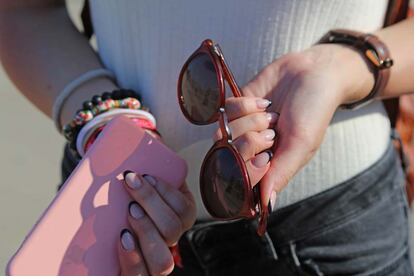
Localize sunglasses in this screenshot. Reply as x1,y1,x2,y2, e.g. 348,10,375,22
177,39,269,236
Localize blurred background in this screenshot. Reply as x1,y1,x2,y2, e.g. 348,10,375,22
0,0,82,271
1,0,414,273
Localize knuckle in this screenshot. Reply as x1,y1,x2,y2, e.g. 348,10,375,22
251,113,268,129
162,217,183,245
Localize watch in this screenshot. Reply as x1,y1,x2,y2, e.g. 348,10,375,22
318,29,393,109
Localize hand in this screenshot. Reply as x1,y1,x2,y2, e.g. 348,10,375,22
228,44,374,207
213,96,279,185
118,172,196,276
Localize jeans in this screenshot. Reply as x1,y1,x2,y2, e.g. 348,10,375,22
61,141,413,275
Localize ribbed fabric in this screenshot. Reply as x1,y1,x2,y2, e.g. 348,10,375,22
89,0,390,217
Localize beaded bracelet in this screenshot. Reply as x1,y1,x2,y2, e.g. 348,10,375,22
62,89,144,143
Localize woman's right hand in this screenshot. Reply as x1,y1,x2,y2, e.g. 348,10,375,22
118,172,196,276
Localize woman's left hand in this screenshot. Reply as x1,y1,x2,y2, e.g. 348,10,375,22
229,43,374,207
118,172,196,276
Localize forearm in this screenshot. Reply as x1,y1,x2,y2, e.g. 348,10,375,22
0,2,118,126
338,17,414,104
375,17,414,98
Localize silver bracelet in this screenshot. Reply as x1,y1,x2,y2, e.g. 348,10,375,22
52,68,116,132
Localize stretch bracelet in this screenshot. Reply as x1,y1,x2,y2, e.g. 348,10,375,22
75,108,157,157
53,68,116,132
62,89,143,142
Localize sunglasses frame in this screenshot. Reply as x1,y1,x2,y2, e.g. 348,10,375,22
177,39,268,236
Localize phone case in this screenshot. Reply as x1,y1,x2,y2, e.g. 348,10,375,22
7,115,188,276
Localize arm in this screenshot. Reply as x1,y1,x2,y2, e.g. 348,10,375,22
0,2,196,274
223,17,414,207
0,0,117,126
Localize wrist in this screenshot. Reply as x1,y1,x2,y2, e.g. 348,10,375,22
61,77,118,126
334,44,375,105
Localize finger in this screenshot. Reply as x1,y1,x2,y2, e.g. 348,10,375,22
259,133,313,210
225,97,272,121
241,60,282,98
123,172,183,245
213,112,279,141
143,176,196,231
118,229,149,276
232,129,276,161
128,203,175,276
245,151,273,186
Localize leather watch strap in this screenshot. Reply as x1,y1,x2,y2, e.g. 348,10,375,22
318,29,393,109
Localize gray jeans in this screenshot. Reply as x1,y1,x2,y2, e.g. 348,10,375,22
170,142,413,276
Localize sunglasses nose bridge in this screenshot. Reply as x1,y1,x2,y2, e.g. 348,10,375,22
219,108,233,143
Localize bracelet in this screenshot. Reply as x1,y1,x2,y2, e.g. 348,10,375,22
53,68,116,132
318,29,393,109
75,109,157,157
63,89,143,143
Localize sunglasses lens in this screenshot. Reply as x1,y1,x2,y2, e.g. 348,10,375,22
181,53,220,123
201,146,246,218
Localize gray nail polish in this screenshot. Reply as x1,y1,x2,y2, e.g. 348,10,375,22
252,151,272,168
129,202,144,220
120,229,135,251
266,112,279,124
262,129,276,141
125,173,142,189
257,99,272,109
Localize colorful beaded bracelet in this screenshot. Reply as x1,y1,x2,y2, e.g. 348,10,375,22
62,89,144,142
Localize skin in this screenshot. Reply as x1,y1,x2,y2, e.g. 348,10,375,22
1,0,414,274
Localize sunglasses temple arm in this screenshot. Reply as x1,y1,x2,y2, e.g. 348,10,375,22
214,44,243,97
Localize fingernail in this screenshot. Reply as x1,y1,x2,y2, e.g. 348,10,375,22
129,201,144,219
123,170,134,180
266,112,279,124
143,174,157,186
251,151,272,168
120,229,135,251
257,99,272,109
270,191,277,210
261,129,276,141
124,173,142,189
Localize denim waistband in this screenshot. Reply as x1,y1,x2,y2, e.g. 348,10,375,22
179,141,406,274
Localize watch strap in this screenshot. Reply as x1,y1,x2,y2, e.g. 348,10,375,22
318,29,393,109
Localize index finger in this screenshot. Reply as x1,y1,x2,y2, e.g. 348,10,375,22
225,97,272,121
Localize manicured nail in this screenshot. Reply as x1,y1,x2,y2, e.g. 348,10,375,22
266,112,279,124
143,174,157,186
257,99,272,109
129,202,144,220
251,151,272,168
261,129,276,141
124,172,142,189
123,170,134,180
120,229,135,251
270,191,277,210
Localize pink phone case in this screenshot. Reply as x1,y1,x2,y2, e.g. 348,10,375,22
7,115,188,276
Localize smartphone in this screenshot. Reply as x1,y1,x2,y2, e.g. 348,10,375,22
7,115,188,276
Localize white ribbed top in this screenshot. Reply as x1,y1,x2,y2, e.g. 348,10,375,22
89,0,391,217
